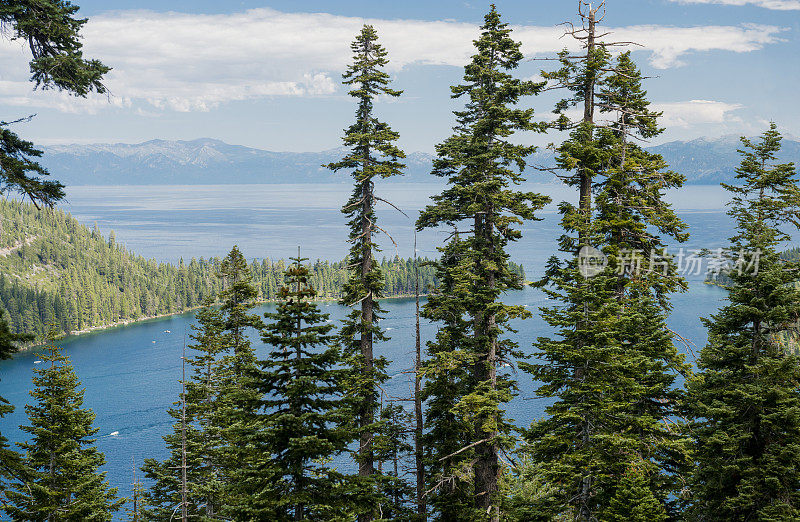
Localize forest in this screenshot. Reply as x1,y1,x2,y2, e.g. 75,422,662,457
0,1,799,521
0,197,492,341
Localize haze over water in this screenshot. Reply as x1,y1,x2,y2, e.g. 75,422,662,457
0,183,788,513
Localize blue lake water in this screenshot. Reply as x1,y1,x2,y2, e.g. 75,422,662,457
0,183,786,513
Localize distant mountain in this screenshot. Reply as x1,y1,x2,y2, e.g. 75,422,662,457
39,135,800,186
40,138,438,185
649,135,800,185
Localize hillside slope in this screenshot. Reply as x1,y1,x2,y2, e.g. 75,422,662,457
0,198,499,341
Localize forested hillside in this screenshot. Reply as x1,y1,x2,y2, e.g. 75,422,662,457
0,198,524,341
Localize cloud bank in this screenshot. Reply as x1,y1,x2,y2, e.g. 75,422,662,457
653,100,745,127
0,8,786,112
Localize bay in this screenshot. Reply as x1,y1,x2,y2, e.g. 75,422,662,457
0,183,784,514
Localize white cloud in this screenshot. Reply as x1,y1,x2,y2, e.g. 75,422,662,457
599,24,785,68
653,100,744,127
0,8,786,113
670,0,800,10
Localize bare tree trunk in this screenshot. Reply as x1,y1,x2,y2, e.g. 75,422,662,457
414,233,427,520
181,341,188,522
578,9,596,247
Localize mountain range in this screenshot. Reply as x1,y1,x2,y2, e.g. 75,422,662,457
39,135,800,186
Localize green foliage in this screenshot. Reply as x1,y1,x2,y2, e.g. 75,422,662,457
0,197,469,343
141,301,227,520
143,246,264,520
605,466,667,522
685,124,800,520
416,6,549,520
3,339,121,520
0,0,109,206
327,24,409,519
240,254,350,519
525,48,689,519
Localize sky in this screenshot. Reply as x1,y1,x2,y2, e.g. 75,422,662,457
0,0,797,153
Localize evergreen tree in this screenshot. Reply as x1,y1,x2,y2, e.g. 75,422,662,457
523,15,690,520
209,246,263,517
0,0,109,206
4,340,121,520
326,24,406,520
685,124,800,519
416,6,549,520
420,235,476,520
238,254,349,520
605,465,666,522
141,301,227,520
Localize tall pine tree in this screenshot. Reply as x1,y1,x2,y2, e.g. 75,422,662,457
236,253,349,520
685,124,800,519
416,6,549,520
524,38,690,520
326,24,406,521
141,301,227,520
4,340,121,520
207,246,263,517
144,246,262,519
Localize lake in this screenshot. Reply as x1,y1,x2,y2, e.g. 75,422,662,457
0,183,786,514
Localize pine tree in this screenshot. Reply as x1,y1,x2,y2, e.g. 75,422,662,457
213,246,264,516
605,465,666,522
0,0,109,206
523,11,690,519
4,340,121,520
416,6,549,520
420,235,476,520
326,24,406,521
237,253,349,519
141,301,227,520
685,124,800,519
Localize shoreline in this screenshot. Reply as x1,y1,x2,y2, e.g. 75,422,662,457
24,293,430,349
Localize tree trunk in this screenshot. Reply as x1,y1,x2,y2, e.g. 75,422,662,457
414,234,427,520
473,211,500,522
578,10,596,247
358,122,375,522
577,11,596,521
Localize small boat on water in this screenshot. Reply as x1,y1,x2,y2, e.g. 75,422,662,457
33,360,42,364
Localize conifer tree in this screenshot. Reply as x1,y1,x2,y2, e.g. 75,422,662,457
416,6,549,520
326,24,406,520
0,0,109,207
4,341,121,520
685,124,800,520
605,466,666,522
524,40,690,520
420,235,476,520
207,246,263,516
234,253,349,520
144,246,262,519
141,301,226,520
